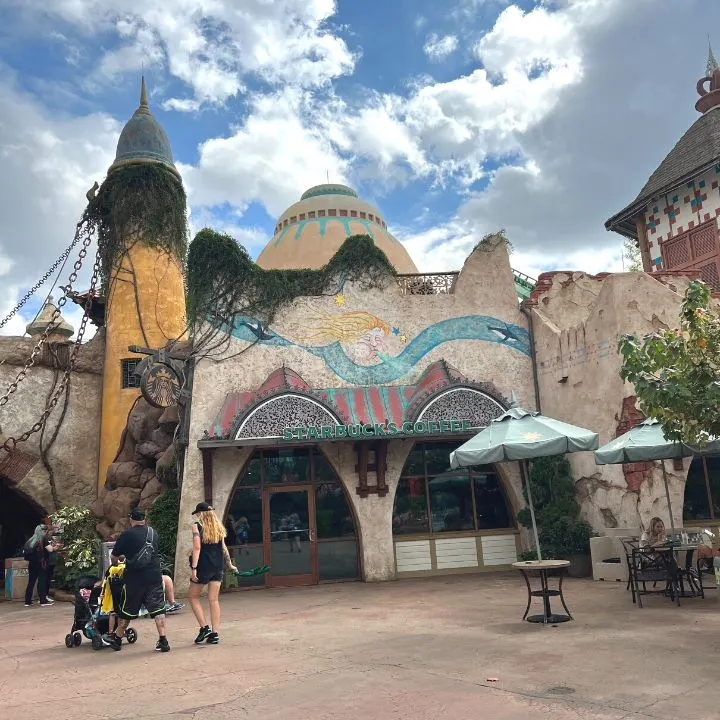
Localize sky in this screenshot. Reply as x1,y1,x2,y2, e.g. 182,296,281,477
0,0,718,338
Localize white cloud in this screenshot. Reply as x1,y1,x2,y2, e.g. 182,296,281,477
9,0,356,108
424,34,459,62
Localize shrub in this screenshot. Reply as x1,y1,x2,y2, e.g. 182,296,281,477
51,506,102,590
146,489,180,577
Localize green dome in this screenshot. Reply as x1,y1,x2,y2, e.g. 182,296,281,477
300,184,358,200
109,78,178,177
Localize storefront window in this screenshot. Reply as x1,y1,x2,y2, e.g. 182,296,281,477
263,448,310,484
683,456,720,520
392,442,513,536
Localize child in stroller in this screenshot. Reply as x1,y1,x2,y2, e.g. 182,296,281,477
64,568,138,650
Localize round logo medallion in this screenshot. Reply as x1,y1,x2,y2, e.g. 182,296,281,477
140,362,182,408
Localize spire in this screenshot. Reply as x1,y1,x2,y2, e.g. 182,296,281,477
696,44,720,114
140,75,149,109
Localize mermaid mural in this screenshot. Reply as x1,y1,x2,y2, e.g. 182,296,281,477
302,312,391,364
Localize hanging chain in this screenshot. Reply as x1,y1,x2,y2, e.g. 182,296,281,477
0,234,82,330
0,232,101,456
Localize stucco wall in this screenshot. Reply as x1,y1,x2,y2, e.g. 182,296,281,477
530,270,693,532
176,238,533,587
0,333,104,512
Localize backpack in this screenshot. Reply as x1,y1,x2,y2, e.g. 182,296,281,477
125,527,156,570
22,537,38,561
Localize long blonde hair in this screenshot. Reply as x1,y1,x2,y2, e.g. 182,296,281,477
646,516,666,545
303,311,390,344
195,509,227,544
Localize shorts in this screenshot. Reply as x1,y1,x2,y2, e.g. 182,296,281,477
117,576,166,619
109,580,124,615
195,572,223,585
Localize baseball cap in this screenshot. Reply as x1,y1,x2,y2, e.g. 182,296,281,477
129,507,145,521
192,502,213,515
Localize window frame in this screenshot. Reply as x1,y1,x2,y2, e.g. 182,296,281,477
120,358,141,389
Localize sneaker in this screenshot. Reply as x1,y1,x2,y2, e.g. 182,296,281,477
24,602,32,607
101,633,122,651
40,600,54,607
155,637,170,653
206,632,219,645
165,602,185,613
194,625,212,644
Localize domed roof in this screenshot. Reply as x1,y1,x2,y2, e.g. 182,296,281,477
108,77,179,178
26,297,74,342
256,184,418,274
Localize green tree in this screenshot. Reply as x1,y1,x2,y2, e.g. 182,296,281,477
146,489,180,576
52,506,102,590
619,280,720,444
623,239,643,272
517,455,593,558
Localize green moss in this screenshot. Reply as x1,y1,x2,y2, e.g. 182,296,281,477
186,229,396,331
80,164,188,292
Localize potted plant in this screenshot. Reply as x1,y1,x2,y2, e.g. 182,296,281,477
517,455,594,577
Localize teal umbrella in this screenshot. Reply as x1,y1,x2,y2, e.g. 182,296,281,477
594,418,720,532
450,407,599,561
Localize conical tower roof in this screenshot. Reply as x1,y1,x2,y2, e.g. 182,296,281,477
108,77,179,179
26,297,74,341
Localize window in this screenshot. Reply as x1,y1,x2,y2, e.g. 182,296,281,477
308,211,316,218
121,359,141,389
392,442,513,536
318,210,326,217
359,211,366,219
328,209,337,216
299,213,306,220
339,209,348,217
683,456,720,520
350,210,358,217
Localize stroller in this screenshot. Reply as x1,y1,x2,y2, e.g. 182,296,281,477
64,574,137,651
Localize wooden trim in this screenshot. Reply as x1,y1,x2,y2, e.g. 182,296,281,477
393,528,519,542
635,213,652,273
201,448,213,504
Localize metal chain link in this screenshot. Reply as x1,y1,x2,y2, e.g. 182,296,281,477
0,234,82,330
0,234,101,456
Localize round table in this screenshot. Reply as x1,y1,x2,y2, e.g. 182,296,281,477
512,560,573,624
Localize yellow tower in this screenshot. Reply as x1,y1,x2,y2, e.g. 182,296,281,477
97,78,187,489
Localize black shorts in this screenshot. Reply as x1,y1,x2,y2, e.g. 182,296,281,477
109,581,123,615
195,572,223,585
117,576,166,619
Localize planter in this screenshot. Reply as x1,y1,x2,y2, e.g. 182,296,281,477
565,553,592,578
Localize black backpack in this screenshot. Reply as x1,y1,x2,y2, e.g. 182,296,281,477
125,527,156,570
22,537,38,561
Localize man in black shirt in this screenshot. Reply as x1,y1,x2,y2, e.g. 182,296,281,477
102,507,170,653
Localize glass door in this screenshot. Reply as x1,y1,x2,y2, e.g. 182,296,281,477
264,486,317,587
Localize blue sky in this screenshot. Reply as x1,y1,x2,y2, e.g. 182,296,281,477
0,0,719,335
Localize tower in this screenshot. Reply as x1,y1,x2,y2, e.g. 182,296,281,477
96,78,187,489
606,47,720,290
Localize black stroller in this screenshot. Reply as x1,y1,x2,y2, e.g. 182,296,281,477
64,575,137,650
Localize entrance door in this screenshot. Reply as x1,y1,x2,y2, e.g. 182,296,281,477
264,486,317,587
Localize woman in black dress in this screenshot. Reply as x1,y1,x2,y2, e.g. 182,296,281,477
188,502,237,645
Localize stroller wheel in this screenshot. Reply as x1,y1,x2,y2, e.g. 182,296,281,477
91,634,104,651
126,628,138,644
73,632,83,646
65,634,74,648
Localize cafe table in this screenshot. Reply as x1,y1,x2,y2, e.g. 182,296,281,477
512,560,573,624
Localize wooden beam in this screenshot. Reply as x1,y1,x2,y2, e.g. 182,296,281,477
201,448,213,504
635,214,653,273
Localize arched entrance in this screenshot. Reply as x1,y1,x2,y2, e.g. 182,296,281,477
0,479,44,590
683,455,720,522
224,446,360,589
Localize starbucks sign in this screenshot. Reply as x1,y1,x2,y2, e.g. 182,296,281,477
282,419,473,441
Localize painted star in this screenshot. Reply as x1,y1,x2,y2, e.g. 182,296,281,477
399,334,408,343
523,432,542,441
392,327,400,335
335,294,346,305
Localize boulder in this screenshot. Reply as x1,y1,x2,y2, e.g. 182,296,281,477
95,521,115,541
106,461,145,489
152,429,174,452
139,477,164,510
136,441,161,460
102,487,141,524
127,399,164,444
158,404,180,431
139,468,156,488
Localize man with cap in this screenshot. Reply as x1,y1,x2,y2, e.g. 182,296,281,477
102,507,170,653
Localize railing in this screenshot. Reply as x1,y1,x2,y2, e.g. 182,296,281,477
396,272,459,295
396,269,537,299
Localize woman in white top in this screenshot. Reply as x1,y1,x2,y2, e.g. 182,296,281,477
640,517,667,548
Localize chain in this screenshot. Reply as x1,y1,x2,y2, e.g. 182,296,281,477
0,234,82,330
0,232,101,457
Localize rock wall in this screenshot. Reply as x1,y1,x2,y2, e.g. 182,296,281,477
0,333,104,513
529,270,694,532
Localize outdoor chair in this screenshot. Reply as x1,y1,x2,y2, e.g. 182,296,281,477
624,541,679,608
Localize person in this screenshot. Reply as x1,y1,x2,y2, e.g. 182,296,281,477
234,516,250,555
188,502,237,645
162,574,184,613
24,517,56,607
640,517,667,548
44,522,61,595
101,507,170,653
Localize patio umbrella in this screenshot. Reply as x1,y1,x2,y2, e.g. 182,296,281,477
449,407,599,561
594,418,720,532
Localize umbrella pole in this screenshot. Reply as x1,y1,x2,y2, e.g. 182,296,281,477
660,461,676,533
521,459,542,561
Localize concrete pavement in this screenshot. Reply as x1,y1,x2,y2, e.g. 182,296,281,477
1,574,718,719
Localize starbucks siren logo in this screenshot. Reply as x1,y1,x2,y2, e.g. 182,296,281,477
141,363,181,408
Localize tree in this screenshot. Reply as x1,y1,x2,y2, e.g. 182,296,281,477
623,239,642,272
619,280,720,444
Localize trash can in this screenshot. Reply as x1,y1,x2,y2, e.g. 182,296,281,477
4,558,29,601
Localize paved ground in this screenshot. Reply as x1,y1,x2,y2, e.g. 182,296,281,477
1,574,719,720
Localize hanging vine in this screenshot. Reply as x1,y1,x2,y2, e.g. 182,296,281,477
186,229,396,354
81,164,187,292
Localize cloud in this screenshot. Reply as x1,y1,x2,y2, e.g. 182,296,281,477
8,0,356,108
423,34,459,62
0,69,119,337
